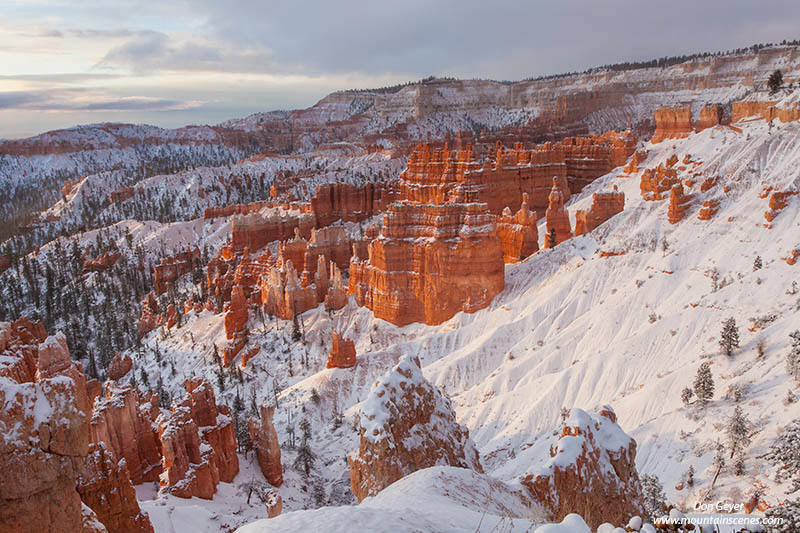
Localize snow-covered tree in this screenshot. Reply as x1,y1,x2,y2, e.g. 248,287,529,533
681,387,694,407
686,465,694,487
753,255,762,271
294,417,316,478
641,473,667,519
719,317,740,357
764,419,800,493
787,330,800,383
727,406,751,475
765,498,800,532
693,362,715,406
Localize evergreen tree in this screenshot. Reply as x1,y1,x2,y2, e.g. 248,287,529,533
293,417,316,477
547,227,557,248
693,362,715,406
686,465,694,487
768,69,784,95
753,255,762,271
719,317,740,356
681,387,694,407
640,473,666,519
711,441,726,488
764,418,800,493
291,311,301,342
726,406,751,475
765,499,800,533
787,330,800,383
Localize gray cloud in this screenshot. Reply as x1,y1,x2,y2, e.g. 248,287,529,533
0,89,200,112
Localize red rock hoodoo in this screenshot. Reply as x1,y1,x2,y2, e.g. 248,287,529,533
520,406,644,530
348,201,504,326
107,352,133,381
158,380,239,499
496,192,539,262
695,103,723,131
574,186,625,236
326,330,356,368
349,356,483,502
544,177,573,247
667,183,692,224
154,248,200,295
248,405,283,487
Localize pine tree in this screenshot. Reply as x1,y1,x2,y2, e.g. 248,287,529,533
787,330,800,383
711,441,726,488
768,69,784,95
291,311,301,342
764,418,800,493
681,387,694,407
765,498,800,533
726,406,751,475
641,473,666,518
293,417,316,477
693,362,715,406
753,255,762,271
719,317,740,356
686,465,694,487
547,227,557,248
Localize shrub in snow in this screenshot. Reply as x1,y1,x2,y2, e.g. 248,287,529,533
787,330,800,383
764,418,800,493
693,362,714,406
640,473,666,520
765,498,800,532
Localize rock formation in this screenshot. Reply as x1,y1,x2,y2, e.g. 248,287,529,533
323,261,348,311
154,248,200,295
0,322,154,533
326,330,356,368
651,105,693,143
764,190,798,222
77,442,154,533
83,250,121,273
138,292,165,337
667,184,692,224
544,177,572,247
496,192,539,262
574,186,625,236
640,162,680,201
698,199,719,221
732,100,800,123
107,352,132,381
248,405,283,487
158,380,239,499
310,182,387,227
695,103,723,131
89,382,162,485
231,208,314,253
348,201,504,326
520,406,644,530
109,187,136,204
350,356,482,502
265,490,282,518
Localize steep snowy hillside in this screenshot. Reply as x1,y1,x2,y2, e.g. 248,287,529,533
116,115,800,531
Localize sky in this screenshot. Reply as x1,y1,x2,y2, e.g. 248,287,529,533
2,0,800,139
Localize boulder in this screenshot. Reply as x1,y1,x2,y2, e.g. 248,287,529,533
520,406,644,530
349,356,482,502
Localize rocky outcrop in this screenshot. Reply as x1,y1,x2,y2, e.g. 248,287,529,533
260,259,319,321
265,490,282,518
158,380,239,499
82,251,121,273
231,208,314,253
640,161,680,201
496,192,538,262
695,103,723,131
764,190,798,222
138,292,165,337
248,405,283,487
349,356,482,502
396,135,633,215
698,199,719,221
153,248,200,295
732,100,800,123
326,331,356,369
544,177,572,247
310,182,387,227
224,285,248,341
107,353,132,381
109,187,136,204
520,406,644,530
651,105,693,143
667,183,692,224
348,201,504,326
0,329,90,532
89,382,162,485
1,323,151,533
574,187,625,236
77,442,154,533
303,226,353,278
323,261,348,312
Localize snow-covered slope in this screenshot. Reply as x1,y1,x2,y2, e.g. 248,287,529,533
123,115,800,531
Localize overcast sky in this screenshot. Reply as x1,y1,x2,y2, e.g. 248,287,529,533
2,0,799,139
